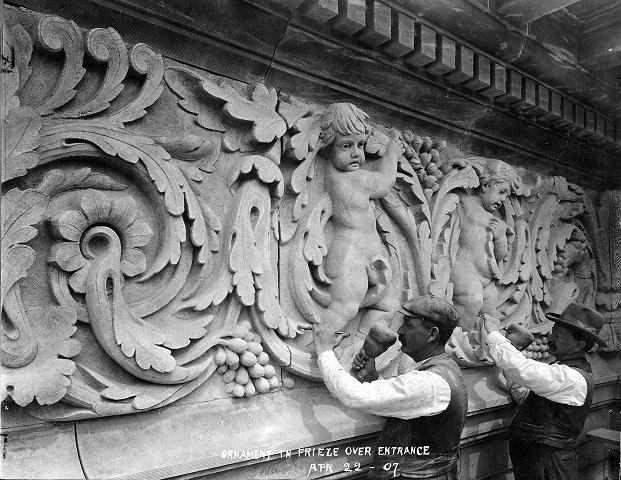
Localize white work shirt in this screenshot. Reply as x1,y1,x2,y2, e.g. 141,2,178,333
485,331,588,406
317,351,451,420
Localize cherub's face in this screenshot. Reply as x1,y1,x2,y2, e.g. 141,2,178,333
481,181,510,213
330,133,366,172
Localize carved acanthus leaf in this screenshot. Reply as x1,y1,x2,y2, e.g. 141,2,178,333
2,106,41,183
165,67,286,153
287,114,322,163
289,156,316,224
82,226,197,382
155,134,221,177
281,113,324,239
11,24,34,93
1,306,81,406
375,208,399,256
1,189,50,373
499,218,530,285
182,260,233,311
393,157,430,221
229,155,285,199
229,211,264,307
1,189,49,259
41,121,185,213
54,27,128,119
37,168,127,197
164,66,226,132
289,195,333,323
109,43,164,123
1,245,36,302
35,16,86,115
115,308,177,373
202,79,286,147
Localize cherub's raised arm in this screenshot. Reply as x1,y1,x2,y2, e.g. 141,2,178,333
363,133,401,198
488,217,509,261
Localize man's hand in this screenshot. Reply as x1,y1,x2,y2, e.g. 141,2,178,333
504,324,534,351
352,349,378,382
352,348,371,371
313,324,349,355
483,314,501,335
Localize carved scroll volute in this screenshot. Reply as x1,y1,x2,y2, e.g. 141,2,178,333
81,226,194,383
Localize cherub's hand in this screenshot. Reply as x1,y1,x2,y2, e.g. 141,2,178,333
487,217,507,241
385,129,405,158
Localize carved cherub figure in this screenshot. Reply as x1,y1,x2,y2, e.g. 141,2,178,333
450,158,526,331
317,103,402,334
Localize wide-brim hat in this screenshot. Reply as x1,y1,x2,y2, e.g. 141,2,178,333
545,303,608,347
399,295,460,331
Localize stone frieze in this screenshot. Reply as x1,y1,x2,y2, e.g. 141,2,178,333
1,7,611,421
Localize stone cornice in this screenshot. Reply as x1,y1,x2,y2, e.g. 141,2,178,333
9,0,620,187
261,0,620,151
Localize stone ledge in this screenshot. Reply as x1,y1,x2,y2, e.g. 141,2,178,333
2,363,618,479
0,421,85,480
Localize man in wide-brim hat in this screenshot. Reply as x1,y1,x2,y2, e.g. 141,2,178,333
483,302,608,480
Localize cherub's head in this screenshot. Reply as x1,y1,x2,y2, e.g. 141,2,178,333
472,158,526,213
318,103,370,172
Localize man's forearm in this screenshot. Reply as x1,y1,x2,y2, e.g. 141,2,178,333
317,350,450,419
485,331,587,406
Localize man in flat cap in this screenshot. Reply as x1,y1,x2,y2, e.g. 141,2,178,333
483,302,608,480
313,295,467,480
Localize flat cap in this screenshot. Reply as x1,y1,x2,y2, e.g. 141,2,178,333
399,295,460,331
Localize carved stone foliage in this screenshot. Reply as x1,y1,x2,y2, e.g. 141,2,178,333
1,8,605,421
594,189,621,351
596,190,621,312
1,10,291,420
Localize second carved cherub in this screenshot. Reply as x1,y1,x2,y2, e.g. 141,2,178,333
451,158,528,331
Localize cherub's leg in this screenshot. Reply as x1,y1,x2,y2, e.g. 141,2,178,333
356,292,399,336
451,266,484,331
335,287,399,368
325,256,369,332
481,280,500,317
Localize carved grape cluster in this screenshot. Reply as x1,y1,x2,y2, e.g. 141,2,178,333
214,320,280,397
553,229,589,276
402,131,449,198
523,334,554,363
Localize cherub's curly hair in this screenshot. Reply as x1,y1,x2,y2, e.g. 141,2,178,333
317,103,370,156
470,157,529,196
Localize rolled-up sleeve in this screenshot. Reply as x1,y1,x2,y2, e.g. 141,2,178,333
317,351,451,419
485,331,587,406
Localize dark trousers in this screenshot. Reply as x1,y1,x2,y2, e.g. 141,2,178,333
510,441,578,480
